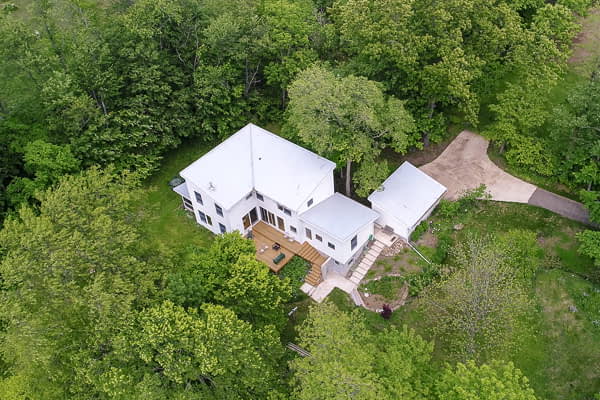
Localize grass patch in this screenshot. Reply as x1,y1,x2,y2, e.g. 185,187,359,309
361,276,404,301
513,270,600,400
138,137,214,254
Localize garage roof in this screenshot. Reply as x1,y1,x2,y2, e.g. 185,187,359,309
368,162,447,229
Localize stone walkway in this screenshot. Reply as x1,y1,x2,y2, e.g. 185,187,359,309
420,130,593,225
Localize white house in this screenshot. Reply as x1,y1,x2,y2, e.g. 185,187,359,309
174,123,377,270
173,124,447,282
368,161,447,239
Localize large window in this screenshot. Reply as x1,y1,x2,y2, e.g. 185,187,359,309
328,242,335,250
351,235,358,250
215,204,223,217
305,228,312,240
194,191,203,205
243,208,259,229
249,207,258,223
183,197,193,210
219,223,226,233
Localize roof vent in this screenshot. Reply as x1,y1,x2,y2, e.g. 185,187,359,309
208,182,216,191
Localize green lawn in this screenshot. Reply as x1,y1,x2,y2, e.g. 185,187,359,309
137,137,214,254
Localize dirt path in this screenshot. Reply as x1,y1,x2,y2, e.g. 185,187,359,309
420,130,593,225
569,7,600,76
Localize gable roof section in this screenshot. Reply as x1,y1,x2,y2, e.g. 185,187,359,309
300,193,379,242
180,124,336,210
368,161,447,229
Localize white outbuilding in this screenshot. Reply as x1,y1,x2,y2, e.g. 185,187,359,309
368,161,447,240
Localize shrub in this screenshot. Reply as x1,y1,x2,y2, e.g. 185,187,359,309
432,233,453,264
410,220,429,242
280,256,311,297
380,304,393,319
436,184,490,219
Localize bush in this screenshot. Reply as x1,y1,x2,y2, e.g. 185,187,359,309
432,233,453,264
410,220,429,242
380,304,393,319
280,256,311,297
436,184,490,220
404,263,441,296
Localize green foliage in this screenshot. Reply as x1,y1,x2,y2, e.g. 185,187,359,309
496,229,544,282
291,302,434,399
436,184,489,219
286,64,415,195
167,233,292,328
436,360,537,400
353,158,390,198
432,233,453,265
362,276,405,301
420,236,534,362
99,301,286,399
279,256,311,297
0,167,164,398
577,230,600,267
410,220,429,242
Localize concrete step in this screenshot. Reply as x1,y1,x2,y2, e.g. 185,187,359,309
355,266,368,275
350,276,362,285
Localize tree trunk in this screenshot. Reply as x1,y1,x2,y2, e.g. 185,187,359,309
345,160,352,197
422,101,436,147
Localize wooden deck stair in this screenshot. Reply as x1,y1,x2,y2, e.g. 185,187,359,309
297,242,327,286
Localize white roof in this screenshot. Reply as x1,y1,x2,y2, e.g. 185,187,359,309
300,193,379,241
180,124,336,210
172,182,190,199
368,162,447,228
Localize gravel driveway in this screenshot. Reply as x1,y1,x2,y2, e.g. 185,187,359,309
419,130,593,225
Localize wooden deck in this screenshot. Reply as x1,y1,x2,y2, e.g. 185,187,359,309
252,221,326,285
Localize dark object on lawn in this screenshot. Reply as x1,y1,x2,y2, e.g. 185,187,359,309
168,176,185,187
273,253,286,264
380,304,393,320
273,242,281,250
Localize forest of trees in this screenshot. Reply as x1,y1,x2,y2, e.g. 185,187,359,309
0,0,599,398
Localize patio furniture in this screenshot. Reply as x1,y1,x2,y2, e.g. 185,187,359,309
272,242,281,251
273,253,286,265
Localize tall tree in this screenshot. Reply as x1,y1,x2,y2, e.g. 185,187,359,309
291,302,433,399
0,167,164,399
419,236,533,362
286,64,415,196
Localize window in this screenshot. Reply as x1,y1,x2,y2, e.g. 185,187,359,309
206,215,212,225
245,192,253,200
305,228,312,239
260,207,268,221
284,208,292,216
198,211,207,223
249,207,258,223
290,226,297,233
219,223,226,233
315,234,322,242
328,242,335,250
307,198,313,207
194,191,203,205
256,192,264,201
215,204,223,217
277,204,284,212
351,235,358,250
183,197,193,210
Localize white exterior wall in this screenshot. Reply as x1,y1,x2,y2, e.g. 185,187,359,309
371,203,410,239
296,174,335,215
301,220,374,265
226,192,259,234
185,180,228,235
254,193,303,239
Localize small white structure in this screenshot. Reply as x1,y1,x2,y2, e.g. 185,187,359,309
368,161,447,240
